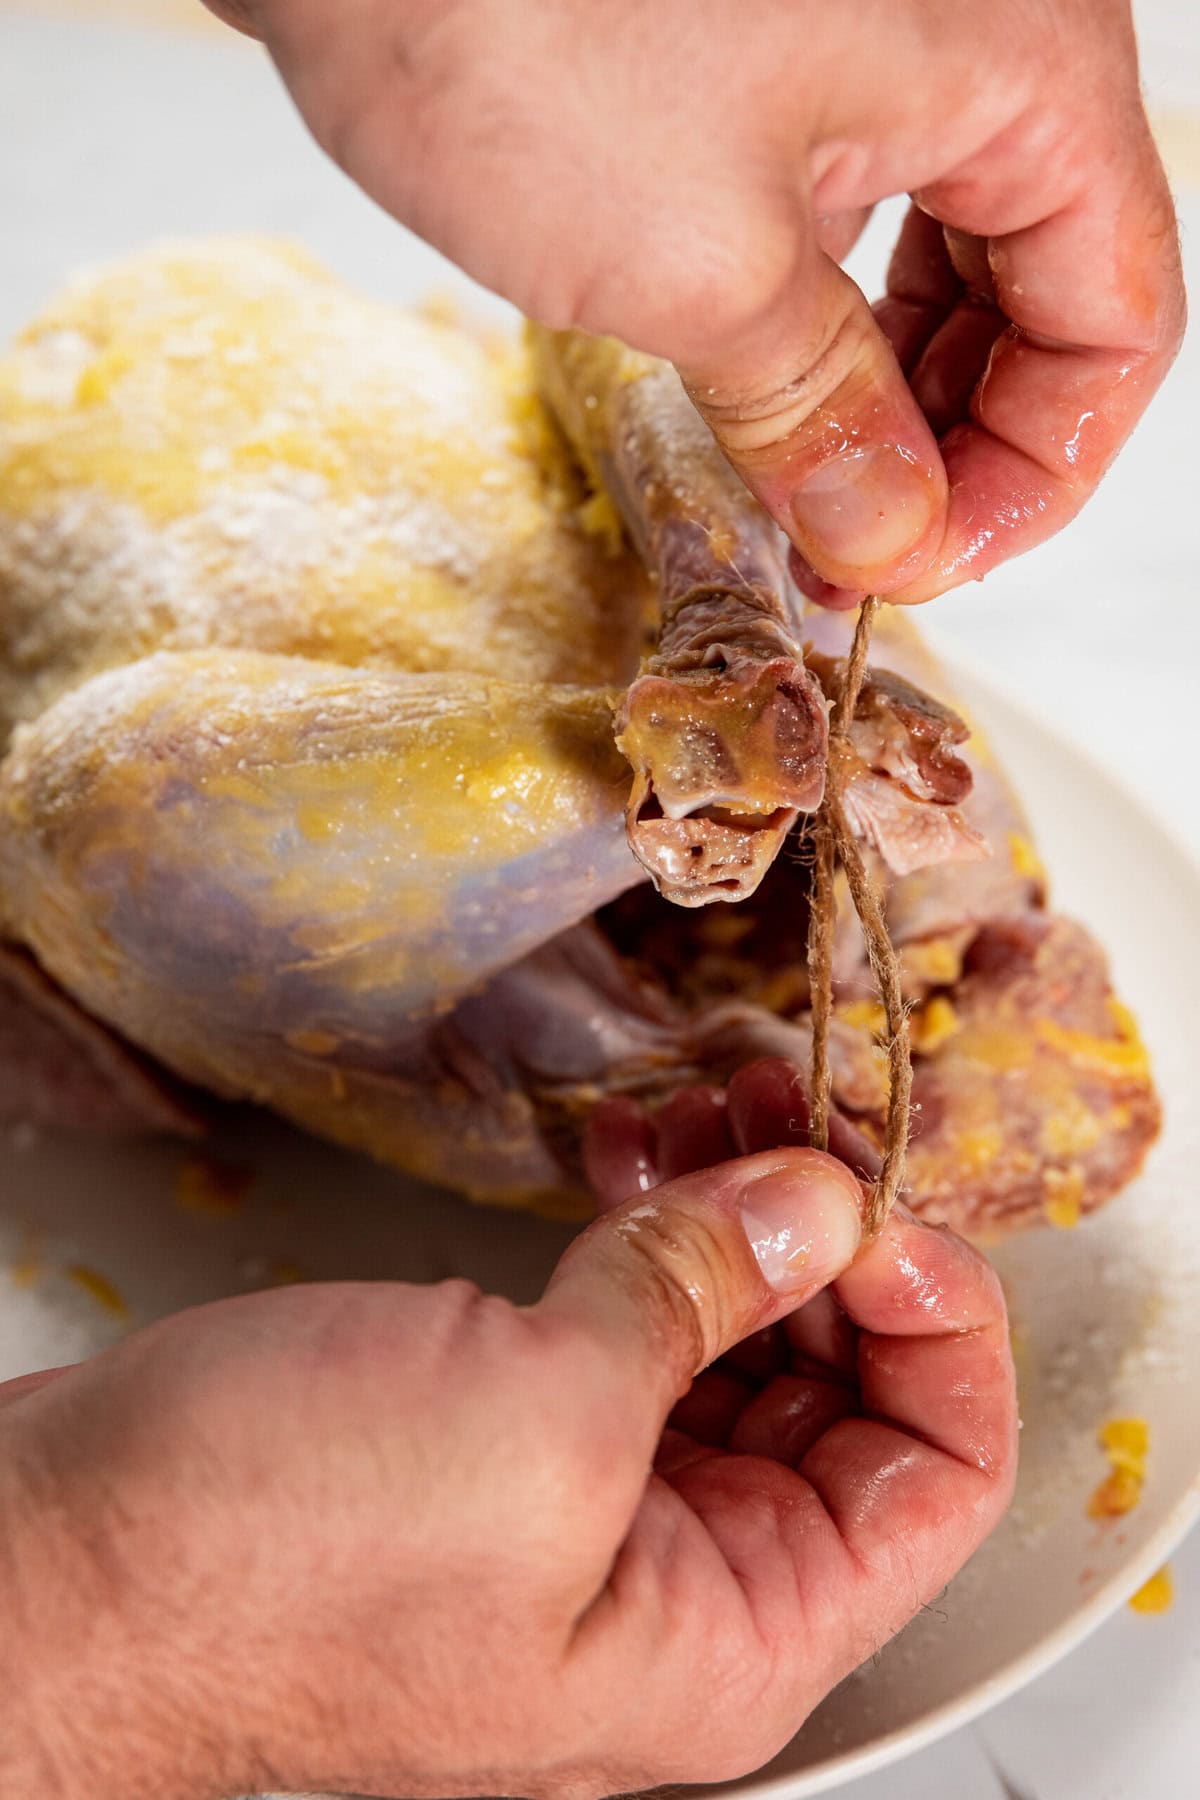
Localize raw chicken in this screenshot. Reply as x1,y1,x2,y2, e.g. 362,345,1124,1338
0,241,1159,1234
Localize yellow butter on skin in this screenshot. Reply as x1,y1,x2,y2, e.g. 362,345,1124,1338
900,935,965,989
283,1028,342,1058
1042,1166,1085,1229
956,1126,1004,1173
952,1026,1032,1073
1101,1417,1149,1470
1041,1097,1104,1159
1037,1009,1152,1082
1007,831,1046,885
578,488,624,553
0,238,649,754
911,995,960,1055
700,910,755,949
838,999,887,1035
753,965,810,1016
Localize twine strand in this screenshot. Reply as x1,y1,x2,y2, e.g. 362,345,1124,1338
807,596,912,1235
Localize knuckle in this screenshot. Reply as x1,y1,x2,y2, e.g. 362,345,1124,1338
687,290,880,460
615,1208,740,1373
568,211,805,363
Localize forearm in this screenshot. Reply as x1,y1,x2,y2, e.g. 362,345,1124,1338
0,1410,244,1800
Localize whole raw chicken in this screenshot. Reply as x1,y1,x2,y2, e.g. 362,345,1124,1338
0,242,1158,1234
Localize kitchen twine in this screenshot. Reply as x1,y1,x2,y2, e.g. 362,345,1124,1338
806,596,912,1236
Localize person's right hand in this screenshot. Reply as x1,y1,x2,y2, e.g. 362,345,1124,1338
205,0,1184,603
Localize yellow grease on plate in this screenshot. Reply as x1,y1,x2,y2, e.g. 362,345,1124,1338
1088,1416,1149,1519
67,1263,130,1323
1128,1565,1173,1614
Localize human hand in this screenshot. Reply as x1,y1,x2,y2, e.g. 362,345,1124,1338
204,0,1183,602
1,1061,1016,1799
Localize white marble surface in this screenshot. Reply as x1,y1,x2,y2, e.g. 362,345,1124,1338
1,3,1198,1796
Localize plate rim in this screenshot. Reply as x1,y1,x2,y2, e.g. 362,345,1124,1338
726,646,1200,1798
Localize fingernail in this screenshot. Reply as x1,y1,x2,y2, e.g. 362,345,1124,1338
790,445,934,577
740,1166,862,1295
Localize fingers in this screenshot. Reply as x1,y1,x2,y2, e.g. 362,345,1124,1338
782,1288,858,1376
582,1087,735,1213
810,1204,1016,1483
669,1368,756,1447
892,125,1184,602
907,297,1008,439
785,548,863,612
583,1060,881,1219
873,203,963,373
803,96,1184,609
582,1097,657,1212
677,248,948,597
729,1372,856,1464
725,1057,812,1156
722,1324,788,1385
726,1057,881,1181
814,205,875,264
538,1148,866,1437
656,1206,1014,1688
654,1087,735,1182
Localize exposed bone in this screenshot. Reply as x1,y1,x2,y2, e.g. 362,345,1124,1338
531,328,827,905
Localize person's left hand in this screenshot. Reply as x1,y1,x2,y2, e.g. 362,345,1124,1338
0,1060,1016,1800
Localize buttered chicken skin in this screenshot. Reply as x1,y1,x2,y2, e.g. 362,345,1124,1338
0,241,1159,1231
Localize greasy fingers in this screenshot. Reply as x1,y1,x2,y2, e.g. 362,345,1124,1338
726,1057,882,1180
653,1087,735,1184
539,1148,865,1433
679,252,948,595
797,1205,1017,1570
582,1096,658,1211
570,1202,1017,1774
891,127,1184,602
729,1373,856,1464
677,1209,1011,1687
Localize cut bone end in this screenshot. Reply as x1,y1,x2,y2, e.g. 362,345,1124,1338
625,795,800,907
616,656,827,822
615,654,827,902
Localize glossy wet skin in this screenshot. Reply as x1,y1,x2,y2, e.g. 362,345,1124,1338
584,1056,1015,1560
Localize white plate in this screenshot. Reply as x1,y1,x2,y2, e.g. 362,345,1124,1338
2,662,1198,1799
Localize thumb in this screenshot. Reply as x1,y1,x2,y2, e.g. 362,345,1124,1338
537,1148,864,1440
678,249,947,596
